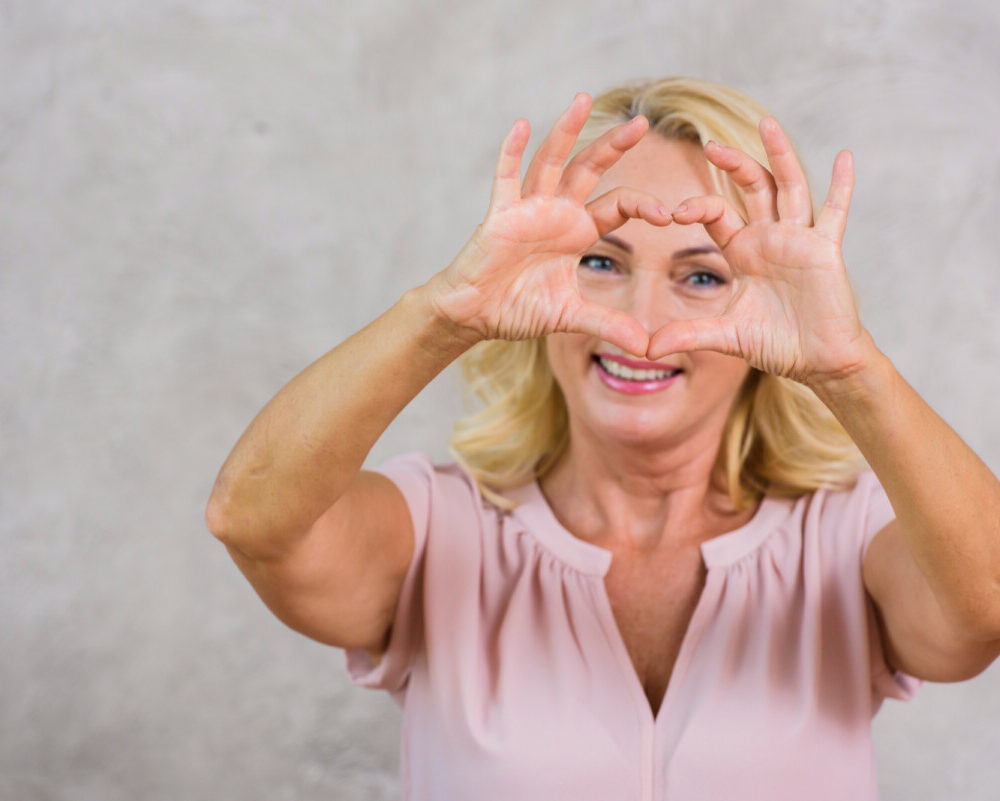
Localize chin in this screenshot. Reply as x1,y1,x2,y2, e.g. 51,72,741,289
577,404,690,450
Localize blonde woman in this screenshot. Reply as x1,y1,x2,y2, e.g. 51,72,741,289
207,79,1000,799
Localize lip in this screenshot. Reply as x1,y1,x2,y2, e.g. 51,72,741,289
592,353,683,395
594,352,682,371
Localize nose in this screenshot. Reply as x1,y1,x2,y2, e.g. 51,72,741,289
619,268,733,331
622,271,675,332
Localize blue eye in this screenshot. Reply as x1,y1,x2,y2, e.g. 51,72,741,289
579,254,616,273
687,270,724,287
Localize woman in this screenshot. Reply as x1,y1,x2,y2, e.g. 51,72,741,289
207,78,1000,800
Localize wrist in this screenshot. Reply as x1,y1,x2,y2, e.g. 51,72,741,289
805,331,894,409
403,279,484,361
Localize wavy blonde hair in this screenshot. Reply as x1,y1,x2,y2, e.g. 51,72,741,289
450,77,864,510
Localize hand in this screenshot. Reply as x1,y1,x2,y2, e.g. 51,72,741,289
428,93,672,357
647,117,874,385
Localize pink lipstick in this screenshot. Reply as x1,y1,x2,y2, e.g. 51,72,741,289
592,353,683,395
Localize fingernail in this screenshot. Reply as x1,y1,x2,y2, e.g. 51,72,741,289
658,205,670,217
675,203,689,214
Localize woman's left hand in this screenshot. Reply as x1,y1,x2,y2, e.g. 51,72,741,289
647,117,874,386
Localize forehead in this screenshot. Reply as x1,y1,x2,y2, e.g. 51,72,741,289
590,134,713,206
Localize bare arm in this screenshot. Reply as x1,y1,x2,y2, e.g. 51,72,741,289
206,285,474,559
814,348,1000,681
205,285,476,650
206,94,671,651
649,117,1000,681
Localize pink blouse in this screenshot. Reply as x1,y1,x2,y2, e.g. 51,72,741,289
344,453,921,800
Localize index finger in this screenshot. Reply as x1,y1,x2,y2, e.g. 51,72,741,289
557,115,649,203
586,187,672,237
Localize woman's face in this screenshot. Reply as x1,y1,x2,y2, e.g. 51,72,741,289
546,133,751,452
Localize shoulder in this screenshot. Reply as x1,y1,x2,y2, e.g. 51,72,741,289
370,451,500,533
780,469,895,565
373,451,489,497
798,470,893,536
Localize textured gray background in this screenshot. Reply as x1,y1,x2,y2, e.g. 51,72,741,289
2,0,999,799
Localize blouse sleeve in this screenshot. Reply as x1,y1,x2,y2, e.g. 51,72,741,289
857,472,924,703
342,452,434,698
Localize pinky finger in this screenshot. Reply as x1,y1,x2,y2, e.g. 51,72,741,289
489,119,530,210
814,150,854,243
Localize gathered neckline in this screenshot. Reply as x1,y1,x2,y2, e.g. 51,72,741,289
502,479,793,575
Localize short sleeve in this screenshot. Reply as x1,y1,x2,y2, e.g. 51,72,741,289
343,452,434,697
854,472,924,703
858,471,896,560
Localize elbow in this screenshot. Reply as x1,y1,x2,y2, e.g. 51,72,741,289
205,490,261,559
949,586,1000,644
205,496,228,543
986,584,1000,642
205,462,269,549
205,482,239,546
204,482,300,562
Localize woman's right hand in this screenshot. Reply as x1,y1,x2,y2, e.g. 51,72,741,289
427,93,672,357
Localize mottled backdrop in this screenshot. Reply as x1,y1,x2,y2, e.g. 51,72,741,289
2,0,999,798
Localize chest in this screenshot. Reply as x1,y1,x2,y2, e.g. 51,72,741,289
602,547,707,717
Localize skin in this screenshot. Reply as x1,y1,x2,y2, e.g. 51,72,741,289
438,93,1000,680
542,135,754,549
208,92,1000,682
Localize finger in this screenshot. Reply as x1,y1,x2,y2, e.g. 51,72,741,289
556,115,648,202
669,195,746,250
814,150,854,243
586,187,672,237
568,300,650,358
646,317,741,361
703,141,778,223
488,118,531,211
521,93,592,196
758,117,813,225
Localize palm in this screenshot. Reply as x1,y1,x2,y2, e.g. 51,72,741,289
430,95,670,357
721,225,861,379
462,199,600,338
649,119,869,386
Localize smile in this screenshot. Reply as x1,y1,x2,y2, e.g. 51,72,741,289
592,355,683,395
595,356,680,381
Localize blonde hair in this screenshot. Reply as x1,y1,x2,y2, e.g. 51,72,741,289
450,77,864,510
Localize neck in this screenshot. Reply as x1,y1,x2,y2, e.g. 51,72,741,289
539,422,750,552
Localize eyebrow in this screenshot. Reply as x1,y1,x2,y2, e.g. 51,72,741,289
599,235,722,260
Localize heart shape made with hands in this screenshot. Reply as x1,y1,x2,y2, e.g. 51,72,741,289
643,123,865,384
437,95,864,385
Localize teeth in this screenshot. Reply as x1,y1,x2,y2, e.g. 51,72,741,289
597,356,679,382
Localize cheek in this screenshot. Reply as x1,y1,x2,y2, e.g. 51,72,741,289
545,334,591,377
693,354,752,396
577,273,624,308
545,333,593,386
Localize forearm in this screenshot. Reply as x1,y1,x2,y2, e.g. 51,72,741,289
206,280,477,551
809,335,1000,636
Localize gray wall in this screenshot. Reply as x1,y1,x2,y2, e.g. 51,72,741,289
3,1,999,798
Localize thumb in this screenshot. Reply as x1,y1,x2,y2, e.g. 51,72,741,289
647,317,740,361
568,300,649,358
